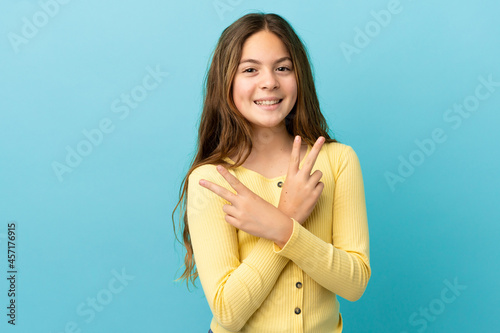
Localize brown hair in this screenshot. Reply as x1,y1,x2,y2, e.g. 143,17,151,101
171,12,338,289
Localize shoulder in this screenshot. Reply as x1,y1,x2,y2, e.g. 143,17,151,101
189,163,235,190
324,141,359,161
189,163,219,182
323,141,363,178
187,163,236,206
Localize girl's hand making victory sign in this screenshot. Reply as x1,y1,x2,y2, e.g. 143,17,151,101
278,135,325,224
198,135,326,247
199,164,293,246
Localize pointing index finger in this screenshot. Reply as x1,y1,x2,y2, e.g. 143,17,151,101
288,135,301,175
216,165,249,196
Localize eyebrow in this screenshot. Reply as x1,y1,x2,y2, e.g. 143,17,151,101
239,56,292,65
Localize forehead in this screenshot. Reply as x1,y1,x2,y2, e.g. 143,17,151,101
240,30,290,61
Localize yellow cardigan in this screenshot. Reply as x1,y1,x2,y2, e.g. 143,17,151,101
187,142,371,332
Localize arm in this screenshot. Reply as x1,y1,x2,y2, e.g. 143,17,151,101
187,166,290,331
272,145,371,301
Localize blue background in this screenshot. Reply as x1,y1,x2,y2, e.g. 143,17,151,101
1,0,499,332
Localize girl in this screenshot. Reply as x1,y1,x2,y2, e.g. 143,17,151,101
173,12,370,333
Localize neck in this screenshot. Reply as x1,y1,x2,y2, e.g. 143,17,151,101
248,124,294,160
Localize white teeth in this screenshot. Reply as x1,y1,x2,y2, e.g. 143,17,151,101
255,99,281,105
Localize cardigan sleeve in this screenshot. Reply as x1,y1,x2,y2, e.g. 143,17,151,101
186,166,290,331
272,144,371,302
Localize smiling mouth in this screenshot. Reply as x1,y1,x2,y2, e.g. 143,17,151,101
254,99,283,106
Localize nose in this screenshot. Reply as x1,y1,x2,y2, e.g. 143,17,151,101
259,69,279,90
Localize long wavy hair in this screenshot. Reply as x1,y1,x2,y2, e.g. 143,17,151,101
172,12,338,289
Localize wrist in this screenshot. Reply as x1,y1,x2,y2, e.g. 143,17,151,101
274,215,294,249
277,204,301,225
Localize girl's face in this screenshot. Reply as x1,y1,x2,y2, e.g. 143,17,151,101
232,30,297,132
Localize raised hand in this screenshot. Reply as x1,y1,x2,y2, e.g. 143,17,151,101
198,165,293,245
278,136,325,224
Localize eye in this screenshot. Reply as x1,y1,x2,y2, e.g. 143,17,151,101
277,66,291,72
243,68,256,73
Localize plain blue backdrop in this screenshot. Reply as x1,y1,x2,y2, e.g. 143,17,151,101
1,0,499,332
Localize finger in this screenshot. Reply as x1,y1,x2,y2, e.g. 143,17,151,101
222,203,237,216
301,136,325,175
216,165,251,196
287,135,301,175
314,181,324,193
309,169,323,185
224,214,240,229
199,178,237,204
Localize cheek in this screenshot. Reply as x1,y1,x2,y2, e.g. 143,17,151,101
284,78,298,101
232,78,253,104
